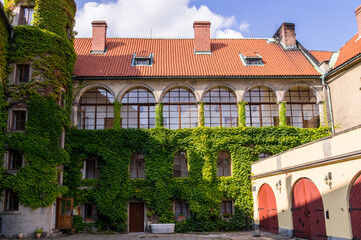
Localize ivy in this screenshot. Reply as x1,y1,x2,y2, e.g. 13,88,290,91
64,126,330,232
279,102,287,126
113,101,122,130
155,103,163,128
238,101,247,127
199,102,204,127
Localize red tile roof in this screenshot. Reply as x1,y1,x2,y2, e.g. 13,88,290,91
73,38,320,78
334,34,361,68
309,50,333,63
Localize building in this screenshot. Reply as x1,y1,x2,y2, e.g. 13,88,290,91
0,0,352,238
251,5,361,240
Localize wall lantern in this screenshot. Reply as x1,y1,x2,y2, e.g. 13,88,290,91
324,172,332,189
275,179,282,192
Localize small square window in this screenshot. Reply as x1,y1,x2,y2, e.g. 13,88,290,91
174,201,189,220
16,64,30,83
8,150,23,170
220,200,233,218
4,189,19,211
84,203,97,221
19,6,34,25
11,110,26,131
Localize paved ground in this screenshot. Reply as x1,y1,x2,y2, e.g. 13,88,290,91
59,231,294,240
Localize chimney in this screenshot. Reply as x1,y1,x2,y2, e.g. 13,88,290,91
273,23,296,49
91,21,107,53
193,21,211,54
355,5,361,37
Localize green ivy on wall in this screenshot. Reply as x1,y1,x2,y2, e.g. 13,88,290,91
64,126,330,232
155,103,163,128
238,101,247,127
279,102,287,126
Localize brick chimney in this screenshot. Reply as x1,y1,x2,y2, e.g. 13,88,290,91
193,21,211,54
91,21,107,53
355,5,361,37
273,23,296,49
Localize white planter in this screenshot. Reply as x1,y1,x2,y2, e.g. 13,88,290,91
151,223,175,233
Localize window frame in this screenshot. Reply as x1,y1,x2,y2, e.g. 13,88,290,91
85,158,100,179
121,88,156,129
244,86,278,127
173,200,189,220
4,189,20,212
173,150,188,178
220,199,233,218
7,150,24,171
15,64,30,83
203,87,238,127
163,87,198,129
9,109,27,131
285,86,320,128
216,151,232,177
83,202,97,221
129,153,145,179
19,5,34,25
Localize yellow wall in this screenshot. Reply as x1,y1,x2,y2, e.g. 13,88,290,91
252,127,361,239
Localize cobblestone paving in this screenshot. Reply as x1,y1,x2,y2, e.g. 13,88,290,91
59,231,294,240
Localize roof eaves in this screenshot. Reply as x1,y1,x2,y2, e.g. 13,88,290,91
325,52,361,79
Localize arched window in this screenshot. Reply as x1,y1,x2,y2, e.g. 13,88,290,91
173,150,188,177
163,87,198,129
78,87,114,129
244,86,278,127
129,153,145,178
121,88,156,129
285,86,319,128
217,151,231,177
203,87,238,127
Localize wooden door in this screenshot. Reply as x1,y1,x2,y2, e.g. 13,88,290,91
258,184,279,233
129,202,144,232
350,173,361,239
292,179,327,240
56,198,73,230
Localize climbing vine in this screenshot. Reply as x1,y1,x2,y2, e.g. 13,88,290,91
113,101,122,130
199,102,204,127
279,102,287,126
65,126,330,232
155,103,163,128
238,101,247,127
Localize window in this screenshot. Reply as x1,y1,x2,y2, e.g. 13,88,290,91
203,87,238,127
285,86,320,128
121,88,156,129
4,189,19,211
217,151,231,177
163,88,198,129
132,53,153,66
174,201,189,220
240,53,264,66
78,87,114,130
8,150,23,170
11,110,26,130
84,203,97,221
129,153,145,178
258,153,271,160
220,200,233,218
16,64,30,83
244,86,278,127
19,6,34,25
85,158,100,179
173,151,188,177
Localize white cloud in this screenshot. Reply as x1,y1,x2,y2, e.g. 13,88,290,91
239,21,250,32
75,0,245,38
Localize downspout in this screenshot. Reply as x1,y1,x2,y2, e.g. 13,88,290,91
321,75,335,134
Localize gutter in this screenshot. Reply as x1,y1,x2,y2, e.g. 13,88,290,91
72,75,320,81
321,75,335,134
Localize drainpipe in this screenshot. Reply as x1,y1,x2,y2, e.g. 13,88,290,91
321,75,335,134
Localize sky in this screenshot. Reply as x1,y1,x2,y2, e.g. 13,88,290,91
1,0,360,51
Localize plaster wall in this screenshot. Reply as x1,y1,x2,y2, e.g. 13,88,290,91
0,203,54,238
328,62,361,132
252,127,361,239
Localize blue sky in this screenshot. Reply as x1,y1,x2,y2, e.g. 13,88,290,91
2,0,359,51
73,0,360,51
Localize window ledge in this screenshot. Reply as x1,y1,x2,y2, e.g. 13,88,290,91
1,210,21,215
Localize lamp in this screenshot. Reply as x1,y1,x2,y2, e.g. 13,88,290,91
324,172,332,188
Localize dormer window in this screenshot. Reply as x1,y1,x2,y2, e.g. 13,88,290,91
19,6,34,25
132,53,153,66
240,53,264,66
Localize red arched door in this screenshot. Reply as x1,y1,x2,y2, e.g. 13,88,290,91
292,178,327,240
258,184,279,233
350,173,361,239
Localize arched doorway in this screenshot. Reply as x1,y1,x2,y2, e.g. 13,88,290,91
292,178,327,239
350,173,361,239
258,184,279,233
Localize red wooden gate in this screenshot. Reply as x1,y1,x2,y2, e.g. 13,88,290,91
258,184,279,233
350,173,361,239
292,178,327,240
